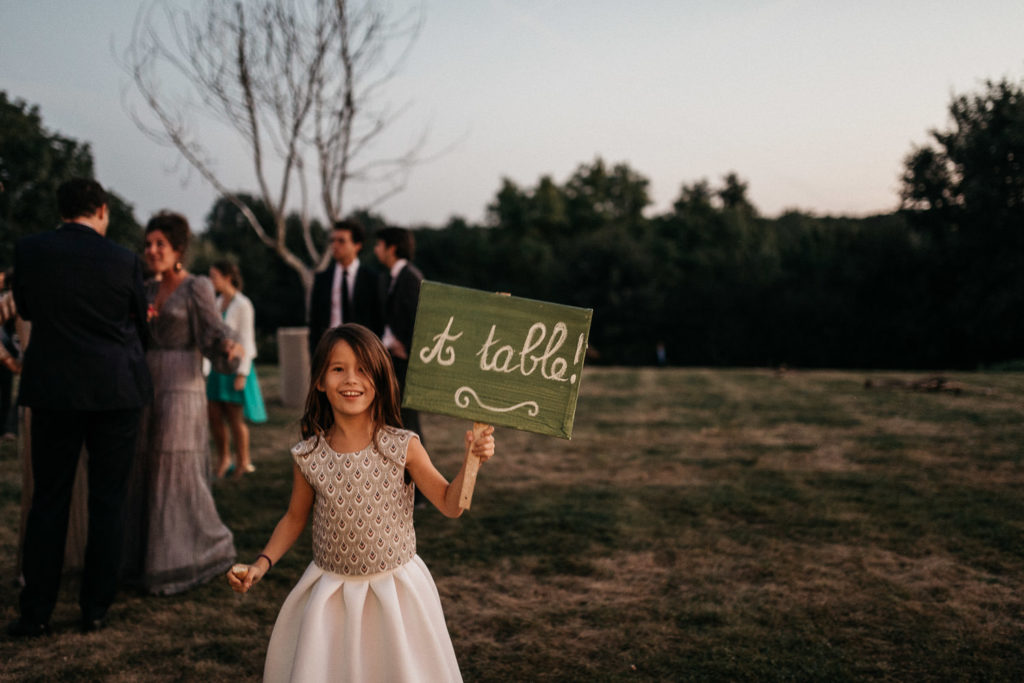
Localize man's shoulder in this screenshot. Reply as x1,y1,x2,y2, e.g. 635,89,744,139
21,224,138,261
356,262,381,279
401,261,424,283
16,228,57,252
95,236,140,266
313,264,337,284
16,228,66,263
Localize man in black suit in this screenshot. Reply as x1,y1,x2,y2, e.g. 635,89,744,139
9,178,152,637
374,227,423,438
308,219,384,355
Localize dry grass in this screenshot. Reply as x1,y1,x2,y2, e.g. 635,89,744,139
2,366,1023,681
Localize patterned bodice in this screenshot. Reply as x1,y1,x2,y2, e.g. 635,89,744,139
291,427,417,576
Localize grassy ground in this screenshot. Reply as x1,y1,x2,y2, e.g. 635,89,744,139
1,367,1022,681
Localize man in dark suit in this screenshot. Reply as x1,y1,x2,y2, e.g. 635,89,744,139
374,227,423,438
308,219,384,355
9,178,152,637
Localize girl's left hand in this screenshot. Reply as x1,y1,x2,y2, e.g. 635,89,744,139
233,374,247,391
466,425,496,463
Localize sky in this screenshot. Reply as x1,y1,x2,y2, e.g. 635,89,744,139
2,0,1023,231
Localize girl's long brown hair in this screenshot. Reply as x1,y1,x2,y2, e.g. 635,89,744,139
300,324,403,446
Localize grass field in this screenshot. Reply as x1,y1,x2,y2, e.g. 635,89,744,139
1,367,1023,681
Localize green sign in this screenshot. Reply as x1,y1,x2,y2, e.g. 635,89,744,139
403,281,593,439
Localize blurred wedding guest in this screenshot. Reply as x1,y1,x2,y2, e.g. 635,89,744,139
3,274,93,585
9,285,91,584
375,227,423,439
0,270,13,319
308,219,384,356
8,178,151,637
0,321,20,434
122,211,240,595
206,260,267,479
1,269,19,439
0,270,86,586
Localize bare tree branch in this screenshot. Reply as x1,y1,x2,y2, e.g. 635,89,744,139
121,0,427,312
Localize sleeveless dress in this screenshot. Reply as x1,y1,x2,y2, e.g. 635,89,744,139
263,428,462,683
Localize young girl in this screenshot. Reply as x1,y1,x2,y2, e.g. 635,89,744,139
206,260,267,479
227,323,495,682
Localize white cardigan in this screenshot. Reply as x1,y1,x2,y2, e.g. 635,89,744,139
217,291,258,376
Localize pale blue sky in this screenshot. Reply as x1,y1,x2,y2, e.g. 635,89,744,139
2,0,1023,230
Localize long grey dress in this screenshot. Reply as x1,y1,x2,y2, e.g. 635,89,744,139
122,275,237,595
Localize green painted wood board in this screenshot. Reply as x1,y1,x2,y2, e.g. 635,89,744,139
402,281,593,439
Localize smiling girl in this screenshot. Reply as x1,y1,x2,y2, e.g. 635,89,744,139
227,323,495,682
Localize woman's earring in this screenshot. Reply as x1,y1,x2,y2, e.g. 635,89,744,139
174,261,183,272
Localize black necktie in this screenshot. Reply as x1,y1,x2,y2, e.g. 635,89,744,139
341,269,351,323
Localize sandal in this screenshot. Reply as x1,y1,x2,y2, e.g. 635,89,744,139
234,464,256,479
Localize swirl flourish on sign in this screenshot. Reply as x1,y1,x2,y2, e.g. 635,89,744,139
454,386,540,416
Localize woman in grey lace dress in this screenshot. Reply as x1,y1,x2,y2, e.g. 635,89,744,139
122,211,240,595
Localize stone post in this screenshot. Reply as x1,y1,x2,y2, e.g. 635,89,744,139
277,327,310,409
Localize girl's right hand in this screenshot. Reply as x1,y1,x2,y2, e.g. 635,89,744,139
225,339,243,361
226,562,267,594
466,425,496,463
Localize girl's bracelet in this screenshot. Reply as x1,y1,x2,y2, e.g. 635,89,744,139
256,553,274,570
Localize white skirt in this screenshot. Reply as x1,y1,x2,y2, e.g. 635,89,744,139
263,555,462,683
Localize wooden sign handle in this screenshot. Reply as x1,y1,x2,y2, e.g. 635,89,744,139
458,421,489,511
457,291,508,511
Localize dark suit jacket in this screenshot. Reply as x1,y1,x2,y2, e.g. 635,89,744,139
14,222,152,411
385,261,423,354
308,261,384,353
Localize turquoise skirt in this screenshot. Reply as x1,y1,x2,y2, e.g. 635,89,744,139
206,367,268,423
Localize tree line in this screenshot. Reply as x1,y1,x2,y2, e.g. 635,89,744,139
3,77,1022,369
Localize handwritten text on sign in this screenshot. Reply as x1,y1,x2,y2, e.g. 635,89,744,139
403,282,593,439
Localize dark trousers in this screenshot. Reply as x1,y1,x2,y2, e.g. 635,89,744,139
19,407,141,625
392,355,427,505
391,355,422,441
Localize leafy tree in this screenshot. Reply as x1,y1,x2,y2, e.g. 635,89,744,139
557,221,665,363
562,158,651,231
901,78,1024,239
198,195,315,339
672,179,715,217
438,146,1017,368
0,92,141,265
106,194,145,250
532,176,570,236
486,178,530,234
900,77,1024,364
486,175,570,242
718,172,757,217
